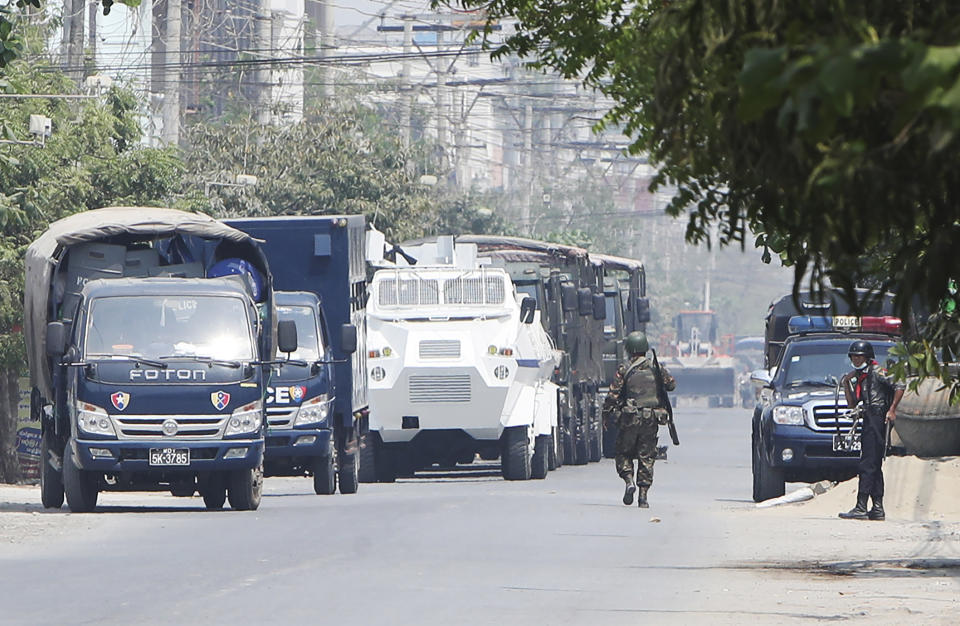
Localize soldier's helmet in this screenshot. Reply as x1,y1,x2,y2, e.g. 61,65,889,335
848,340,875,360
625,331,649,356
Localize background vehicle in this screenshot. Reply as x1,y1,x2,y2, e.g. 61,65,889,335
750,315,901,502
25,207,287,512
224,216,365,494
664,309,738,407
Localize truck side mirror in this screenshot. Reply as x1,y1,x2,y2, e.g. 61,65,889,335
520,297,536,324
46,321,66,357
592,294,605,321
749,369,772,386
560,283,577,312
340,324,358,354
636,297,650,323
277,319,298,354
577,288,592,317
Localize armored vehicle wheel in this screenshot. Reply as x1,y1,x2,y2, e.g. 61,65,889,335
63,445,98,513
501,426,532,481
313,453,336,495
200,474,227,510
531,435,550,479
752,433,785,502
338,447,359,494
40,431,64,509
358,433,377,483
228,465,263,511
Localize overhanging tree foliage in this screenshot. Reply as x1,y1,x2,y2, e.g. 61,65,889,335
449,0,960,394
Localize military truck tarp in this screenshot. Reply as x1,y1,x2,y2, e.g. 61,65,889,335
24,207,271,399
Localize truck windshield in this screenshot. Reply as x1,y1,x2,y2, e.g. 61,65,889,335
84,295,255,361
277,305,323,361
780,342,893,387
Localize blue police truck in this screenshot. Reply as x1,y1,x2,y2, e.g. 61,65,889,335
25,207,297,512
223,216,367,494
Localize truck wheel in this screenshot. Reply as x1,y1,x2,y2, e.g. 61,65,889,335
170,478,196,497
501,426,532,481
63,445,98,513
752,434,785,502
338,448,359,494
200,473,227,510
602,423,617,459
531,435,550,479
358,433,377,483
547,427,558,471
40,431,64,509
589,424,602,462
571,427,589,466
227,465,263,511
374,445,397,483
313,453,336,495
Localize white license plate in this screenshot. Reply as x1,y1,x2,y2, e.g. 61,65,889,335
834,315,861,329
149,448,190,466
832,434,861,452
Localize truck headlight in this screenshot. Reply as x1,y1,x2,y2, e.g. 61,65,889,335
772,406,804,425
225,400,262,436
294,394,330,427
76,402,117,437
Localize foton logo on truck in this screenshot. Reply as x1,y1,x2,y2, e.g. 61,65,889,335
130,369,207,382
267,386,306,404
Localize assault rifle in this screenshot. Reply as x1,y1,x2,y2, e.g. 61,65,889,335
650,349,679,446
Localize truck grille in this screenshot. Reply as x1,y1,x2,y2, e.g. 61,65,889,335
811,404,862,433
419,340,461,359
114,414,226,439
409,375,471,403
267,407,297,428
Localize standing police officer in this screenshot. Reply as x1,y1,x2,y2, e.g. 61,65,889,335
838,340,905,521
603,331,676,508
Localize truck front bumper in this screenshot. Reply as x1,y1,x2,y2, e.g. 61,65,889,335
768,424,860,471
264,427,333,459
73,438,264,472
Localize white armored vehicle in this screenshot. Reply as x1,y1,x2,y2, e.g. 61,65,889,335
364,239,560,481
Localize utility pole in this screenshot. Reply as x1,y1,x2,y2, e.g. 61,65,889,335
436,27,447,169
400,15,414,148
161,0,181,145
521,101,533,227
66,0,85,83
87,0,97,66
318,0,334,99
255,2,272,123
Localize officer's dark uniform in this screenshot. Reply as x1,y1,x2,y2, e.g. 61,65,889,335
839,342,904,521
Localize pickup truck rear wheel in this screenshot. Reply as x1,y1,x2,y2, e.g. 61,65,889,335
313,453,336,495
63,445,98,513
228,466,263,511
501,426,532,481
752,433,785,502
531,435,550,479
40,430,64,509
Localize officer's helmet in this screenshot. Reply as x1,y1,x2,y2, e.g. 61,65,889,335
848,340,875,360
625,331,649,356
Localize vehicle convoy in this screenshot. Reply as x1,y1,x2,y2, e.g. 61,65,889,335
25,207,294,512
223,216,365,495
364,237,560,481
664,309,738,407
750,314,902,502
460,235,608,466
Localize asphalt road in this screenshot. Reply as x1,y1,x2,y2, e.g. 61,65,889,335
1,407,958,625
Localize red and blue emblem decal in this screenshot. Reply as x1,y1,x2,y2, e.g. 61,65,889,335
211,391,231,411
111,391,130,411
290,386,306,402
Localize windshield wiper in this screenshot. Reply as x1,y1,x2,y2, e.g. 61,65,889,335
159,355,243,369
86,354,168,369
787,379,836,388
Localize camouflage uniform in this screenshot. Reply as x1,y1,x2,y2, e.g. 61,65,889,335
603,355,676,487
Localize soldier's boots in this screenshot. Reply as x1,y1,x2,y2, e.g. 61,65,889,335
637,485,649,508
838,492,870,520
622,476,636,506
868,496,885,521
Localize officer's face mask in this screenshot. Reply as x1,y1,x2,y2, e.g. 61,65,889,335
850,357,869,370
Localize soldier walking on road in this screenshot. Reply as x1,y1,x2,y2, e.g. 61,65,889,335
838,340,905,521
603,332,676,508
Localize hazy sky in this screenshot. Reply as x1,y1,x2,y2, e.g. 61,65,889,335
332,1,435,27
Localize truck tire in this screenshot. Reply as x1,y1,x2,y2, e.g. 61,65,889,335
571,426,589,466
547,427,559,471
374,445,397,483
589,423,602,462
200,473,227,510
602,424,618,459
501,426,532,481
170,478,196,497
752,434,785,502
531,435,550,479
338,448,359,494
228,465,263,511
40,431,64,509
358,433,377,483
313,453,336,495
63,445,98,513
